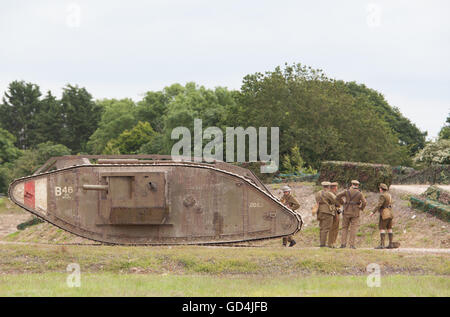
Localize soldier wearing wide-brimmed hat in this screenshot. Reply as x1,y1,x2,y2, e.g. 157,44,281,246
335,180,367,249
314,181,338,247
280,185,300,247
370,183,396,249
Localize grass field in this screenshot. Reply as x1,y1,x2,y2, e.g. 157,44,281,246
0,184,449,297
0,243,448,296
1,273,448,297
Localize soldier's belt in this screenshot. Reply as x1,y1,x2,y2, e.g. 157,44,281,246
347,202,360,205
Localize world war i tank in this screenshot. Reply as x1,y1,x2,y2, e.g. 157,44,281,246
8,155,302,245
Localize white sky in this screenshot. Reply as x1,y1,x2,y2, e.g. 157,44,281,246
1,0,449,138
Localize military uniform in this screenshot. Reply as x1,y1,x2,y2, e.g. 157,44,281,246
335,182,366,248
328,182,341,247
281,191,300,247
315,186,337,247
373,183,394,249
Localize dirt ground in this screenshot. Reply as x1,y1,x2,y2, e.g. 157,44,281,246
390,185,450,195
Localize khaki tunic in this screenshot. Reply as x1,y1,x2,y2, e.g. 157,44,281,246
315,190,337,216
373,192,394,230
314,190,337,246
335,188,366,247
281,194,300,211
336,188,367,217
281,193,300,244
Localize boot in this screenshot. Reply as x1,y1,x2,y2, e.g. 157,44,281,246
340,244,346,248
375,233,385,249
289,240,296,247
387,233,394,249
282,237,287,247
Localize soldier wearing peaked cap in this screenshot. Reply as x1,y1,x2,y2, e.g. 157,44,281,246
335,180,367,249
370,183,396,249
314,181,338,247
328,182,342,248
280,185,300,247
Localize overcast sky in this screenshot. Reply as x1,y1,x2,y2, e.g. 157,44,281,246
1,0,449,138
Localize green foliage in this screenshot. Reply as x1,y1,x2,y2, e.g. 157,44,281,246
318,161,393,192
87,99,139,154
410,197,450,222
0,128,21,164
414,139,450,166
439,114,450,140
0,81,42,149
236,63,411,169
0,81,101,153
344,81,427,154
423,186,450,205
59,85,102,153
106,122,157,154
281,145,305,173
17,217,45,230
1,142,71,189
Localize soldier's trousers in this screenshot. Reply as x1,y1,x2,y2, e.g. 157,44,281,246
282,235,294,245
318,212,334,246
328,213,340,246
341,215,360,247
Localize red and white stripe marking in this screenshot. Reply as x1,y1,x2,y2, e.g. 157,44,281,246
12,178,47,214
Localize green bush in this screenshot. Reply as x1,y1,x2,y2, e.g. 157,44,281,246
410,197,450,222
318,161,393,192
423,186,450,205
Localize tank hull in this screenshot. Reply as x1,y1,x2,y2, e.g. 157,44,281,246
9,161,302,245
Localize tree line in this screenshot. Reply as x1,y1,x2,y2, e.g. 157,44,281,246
1,63,442,193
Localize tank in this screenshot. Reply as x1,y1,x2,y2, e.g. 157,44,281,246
8,155,302,245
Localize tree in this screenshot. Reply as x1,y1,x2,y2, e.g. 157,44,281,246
414,139,450,166
438,114,450,140
60,85,103,153
0,129,22,193
0,128,21,164
281,146,305,173
106,122,157,154
87,99,137,154
1,142,71,189
34,91,65,145
0,81,42,149
236,63,410,168
344,81,427,154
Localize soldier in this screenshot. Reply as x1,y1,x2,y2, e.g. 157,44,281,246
280,185,300,247
314,181,337,247
370,183,395,249
335,180,367,249
328,182,342,248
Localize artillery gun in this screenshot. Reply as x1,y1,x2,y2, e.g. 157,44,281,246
8,155,302,245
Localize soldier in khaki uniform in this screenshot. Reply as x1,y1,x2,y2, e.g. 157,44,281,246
314,181,337,247
335,180,367,249
328,182,342,248
280,185,300,247
370,183,395,249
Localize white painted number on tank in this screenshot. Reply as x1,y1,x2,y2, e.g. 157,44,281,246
55,186,74,199
249,202,263,208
